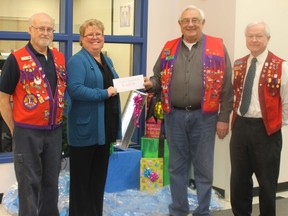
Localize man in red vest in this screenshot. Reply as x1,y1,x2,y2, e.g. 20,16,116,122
230,21,288,216
0,12,66,216
144,5,233,216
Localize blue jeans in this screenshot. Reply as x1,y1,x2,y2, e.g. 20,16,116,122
165,109,217,216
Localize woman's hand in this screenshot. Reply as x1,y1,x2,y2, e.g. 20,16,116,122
107,86,118,97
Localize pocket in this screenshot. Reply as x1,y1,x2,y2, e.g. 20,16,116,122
76,116,91,138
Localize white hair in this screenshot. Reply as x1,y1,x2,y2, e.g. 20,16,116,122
179,5,205,21
245,21,271,37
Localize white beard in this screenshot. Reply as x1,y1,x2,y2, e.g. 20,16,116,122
38,38,51,47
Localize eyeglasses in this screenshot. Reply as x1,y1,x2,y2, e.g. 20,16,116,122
180,18,201,25
31,25,55,34
84,33,103,39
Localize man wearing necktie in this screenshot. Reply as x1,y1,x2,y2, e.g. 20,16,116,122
230,21,288,216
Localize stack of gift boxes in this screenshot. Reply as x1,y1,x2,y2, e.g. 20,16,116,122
105,93,170,193
140,93,170,192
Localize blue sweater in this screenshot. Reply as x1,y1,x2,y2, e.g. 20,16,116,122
66,48,122,147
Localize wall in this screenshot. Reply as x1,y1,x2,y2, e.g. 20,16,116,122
147,0,288,200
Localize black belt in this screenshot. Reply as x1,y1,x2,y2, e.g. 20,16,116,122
237,115,263,123
173,105,201,111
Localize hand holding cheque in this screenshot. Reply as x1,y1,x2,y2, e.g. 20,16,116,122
113,74,145,92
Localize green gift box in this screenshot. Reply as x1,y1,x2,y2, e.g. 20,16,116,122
141,137,170,186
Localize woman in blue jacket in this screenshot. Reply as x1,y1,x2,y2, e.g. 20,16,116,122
66,19,122,216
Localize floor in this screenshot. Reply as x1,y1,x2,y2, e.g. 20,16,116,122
224,191,288,210
1,191,288,216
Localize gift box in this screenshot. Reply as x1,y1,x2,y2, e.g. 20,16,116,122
116,90,148,149
141,137,170,186
105,148,142,193
140,158,163,192
145,93,162,138
145,119,162,138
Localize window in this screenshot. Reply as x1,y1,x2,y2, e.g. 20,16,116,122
0,0,148,153
73,0,135,36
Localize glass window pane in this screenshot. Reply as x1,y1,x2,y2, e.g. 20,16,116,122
72,42,133,110
0,40,60,59
0,0,60,32
0,40,26,55
73,0,134,36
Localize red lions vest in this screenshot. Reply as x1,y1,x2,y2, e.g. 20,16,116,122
231,51,284,135
160,35,226,113
13,45,67,129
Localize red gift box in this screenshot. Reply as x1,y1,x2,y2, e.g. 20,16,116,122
145,119,161,138
145,93,162,138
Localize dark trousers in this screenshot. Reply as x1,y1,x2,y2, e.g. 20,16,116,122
230,116,282,216
13,126,62,216
69,143,110,216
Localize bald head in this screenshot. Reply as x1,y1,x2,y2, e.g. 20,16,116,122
29,12,55,27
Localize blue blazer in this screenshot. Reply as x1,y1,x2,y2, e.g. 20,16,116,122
66,48,122,147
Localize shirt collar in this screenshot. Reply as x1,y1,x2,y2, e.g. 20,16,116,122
27,41,52,58
249,49,268,65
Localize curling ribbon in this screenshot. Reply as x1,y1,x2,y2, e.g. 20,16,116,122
149,172,159,182
133,93,143,127
143,167,159,182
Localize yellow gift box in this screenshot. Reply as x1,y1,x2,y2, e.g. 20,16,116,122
140,158,163,192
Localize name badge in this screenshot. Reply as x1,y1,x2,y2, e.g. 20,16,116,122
21,56,32,61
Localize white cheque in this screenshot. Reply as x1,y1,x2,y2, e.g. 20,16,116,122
113,75,145,93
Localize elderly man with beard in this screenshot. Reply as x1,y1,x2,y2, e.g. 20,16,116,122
0,12,66,216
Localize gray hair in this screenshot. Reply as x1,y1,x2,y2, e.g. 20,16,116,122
245,21,271,37
29,12,55,26
179,5,205,21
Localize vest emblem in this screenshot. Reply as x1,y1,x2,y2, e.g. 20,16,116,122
23,94,38,109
